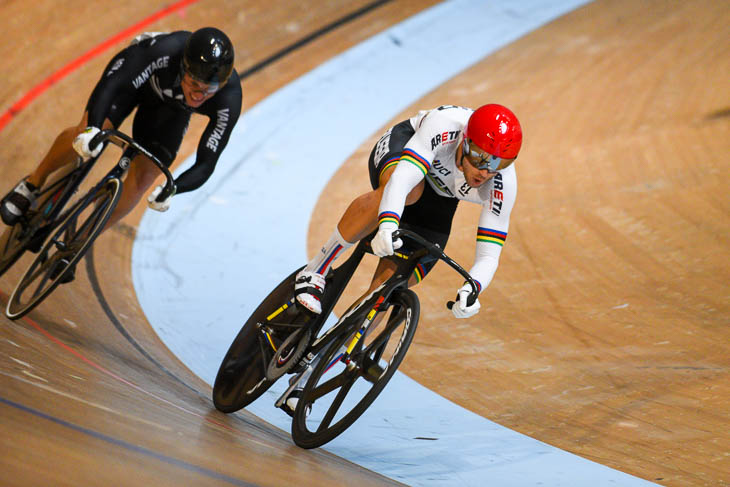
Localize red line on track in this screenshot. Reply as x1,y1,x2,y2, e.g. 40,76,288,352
0,0,200,133
17,310,236,432
0,289,235,432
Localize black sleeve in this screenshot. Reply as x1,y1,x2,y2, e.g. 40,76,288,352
173,71,243,194
85,46,139,128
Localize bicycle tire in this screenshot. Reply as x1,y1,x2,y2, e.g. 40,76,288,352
0,164,80,278
0,224,27,277
291,288,420,449
212,267,314,413
5,178,122,320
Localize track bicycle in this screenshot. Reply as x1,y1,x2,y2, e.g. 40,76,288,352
0,129,175,320
212,228,477,448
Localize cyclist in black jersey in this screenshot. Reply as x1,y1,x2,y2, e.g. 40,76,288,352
1,28,242,242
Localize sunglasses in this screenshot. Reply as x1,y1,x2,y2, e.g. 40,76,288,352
182,73,220,95
462,138,515,172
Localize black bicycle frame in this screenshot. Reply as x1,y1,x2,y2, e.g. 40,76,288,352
20,130,174,246
291,228,477,369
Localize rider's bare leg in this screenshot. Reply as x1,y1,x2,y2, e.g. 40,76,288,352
296,165,424,313
104,153,161,230
27,113,112,189
337,166,424,243
303,166,425,276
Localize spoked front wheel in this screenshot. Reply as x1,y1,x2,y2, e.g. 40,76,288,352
5,178,122,320
291,288,419,449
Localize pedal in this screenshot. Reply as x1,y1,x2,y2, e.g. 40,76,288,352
275,365,311,409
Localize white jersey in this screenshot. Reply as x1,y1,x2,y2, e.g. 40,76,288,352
378,105,517,293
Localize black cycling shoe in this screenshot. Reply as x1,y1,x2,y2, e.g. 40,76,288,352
49,258,76,284
1,180,38,226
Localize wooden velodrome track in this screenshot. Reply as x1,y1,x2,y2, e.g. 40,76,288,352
0,0,727,486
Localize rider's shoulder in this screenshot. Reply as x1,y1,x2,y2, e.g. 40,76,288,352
128,31,188,53
412,105,470,133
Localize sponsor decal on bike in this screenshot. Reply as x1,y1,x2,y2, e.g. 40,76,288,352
390,307,411,365
118,156,131,170
312,283,385,349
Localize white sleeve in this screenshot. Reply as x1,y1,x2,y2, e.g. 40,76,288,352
377,160,424,226
468,166,517,293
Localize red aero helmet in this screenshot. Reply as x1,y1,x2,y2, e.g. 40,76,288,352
466,104,523,160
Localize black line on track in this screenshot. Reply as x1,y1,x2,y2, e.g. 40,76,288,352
84,252,202,396
238,0,394,80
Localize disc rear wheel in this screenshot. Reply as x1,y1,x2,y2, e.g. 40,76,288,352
213,269,316,413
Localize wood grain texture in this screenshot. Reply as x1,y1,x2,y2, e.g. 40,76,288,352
308,1,729,486
1,1,727,486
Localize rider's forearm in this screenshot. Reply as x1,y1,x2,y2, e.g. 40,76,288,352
468,239,505,293
377,159,424,227
173,158,216,194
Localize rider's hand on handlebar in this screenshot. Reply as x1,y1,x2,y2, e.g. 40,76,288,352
147,184,175,212
452,283,480,319
371,222,403,257
72,127,102,161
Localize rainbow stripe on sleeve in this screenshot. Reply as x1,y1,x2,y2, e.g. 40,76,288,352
400,148,431,176
378,211,400,226
477,227,507,246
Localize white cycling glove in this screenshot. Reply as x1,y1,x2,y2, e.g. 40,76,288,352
72,127,102,160
147,184,175,212
452,282,481,319
371,221,403,257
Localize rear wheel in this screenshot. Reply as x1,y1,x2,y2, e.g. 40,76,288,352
291,288,419,449
5,178,121,320
213,268,316,413
0,164,80,278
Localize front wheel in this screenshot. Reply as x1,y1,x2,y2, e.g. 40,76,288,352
0,224,28,278
291,288,420,449
5,178,122,320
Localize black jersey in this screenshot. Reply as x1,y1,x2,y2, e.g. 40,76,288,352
85,31,243,194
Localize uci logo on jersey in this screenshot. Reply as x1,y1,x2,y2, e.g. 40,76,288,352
431,130,460,150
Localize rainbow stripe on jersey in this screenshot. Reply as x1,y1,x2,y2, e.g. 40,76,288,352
477,227,507,247
400,148,431,176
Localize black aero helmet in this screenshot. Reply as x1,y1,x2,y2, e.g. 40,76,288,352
182,27,234,85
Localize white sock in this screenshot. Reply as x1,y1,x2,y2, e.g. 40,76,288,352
304,226,353,275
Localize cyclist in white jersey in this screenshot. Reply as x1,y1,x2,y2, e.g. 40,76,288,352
295,104,522,320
